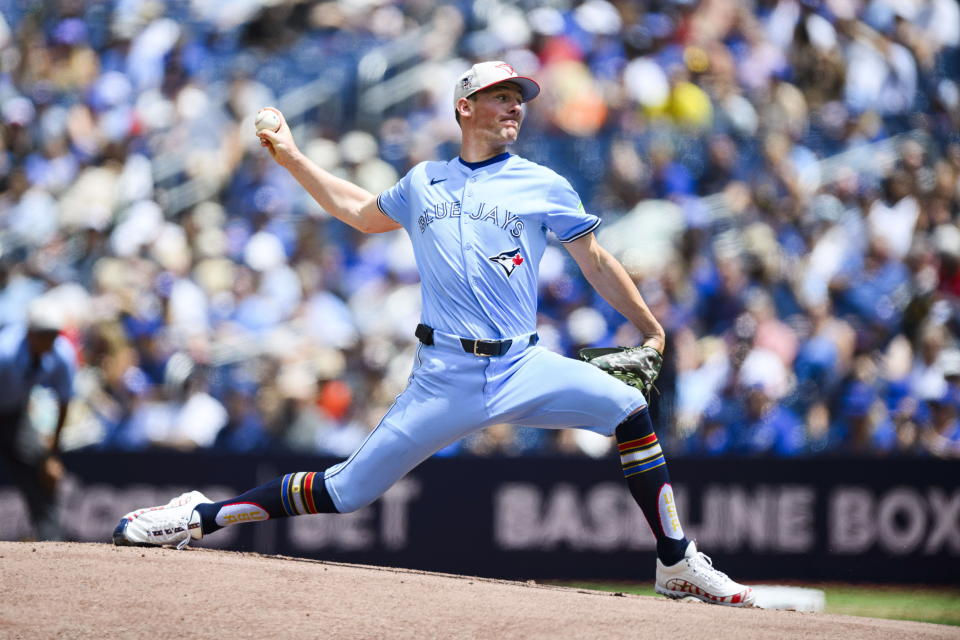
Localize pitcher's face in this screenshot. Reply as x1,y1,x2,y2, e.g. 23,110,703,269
461,83,525,145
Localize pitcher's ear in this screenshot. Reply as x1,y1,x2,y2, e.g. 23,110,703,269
456,97,473,120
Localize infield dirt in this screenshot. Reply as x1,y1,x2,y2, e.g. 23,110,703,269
0,542,956,639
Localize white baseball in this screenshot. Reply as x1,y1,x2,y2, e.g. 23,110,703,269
255,107,282,133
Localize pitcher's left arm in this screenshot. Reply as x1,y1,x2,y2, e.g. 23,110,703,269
564,232,665,355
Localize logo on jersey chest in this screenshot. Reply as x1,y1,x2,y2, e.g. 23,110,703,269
418,200,524,238
489,248,525,277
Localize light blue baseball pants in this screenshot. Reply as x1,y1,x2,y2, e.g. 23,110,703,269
323,329,646,513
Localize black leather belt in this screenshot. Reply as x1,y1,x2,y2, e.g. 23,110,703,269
415,323,536,357
460,336,513,356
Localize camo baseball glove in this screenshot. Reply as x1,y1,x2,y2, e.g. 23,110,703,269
578,346,663,397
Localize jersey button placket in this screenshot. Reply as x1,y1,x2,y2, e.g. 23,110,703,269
459,173,472,274
461,172,482,294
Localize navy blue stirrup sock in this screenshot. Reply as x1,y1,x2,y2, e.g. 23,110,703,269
615,408,690,565
195,472,337,535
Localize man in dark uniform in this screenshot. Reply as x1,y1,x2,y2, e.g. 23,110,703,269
0,297,76,540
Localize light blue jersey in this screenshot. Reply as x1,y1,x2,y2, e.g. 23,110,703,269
377,153,599,339
322,152,645,513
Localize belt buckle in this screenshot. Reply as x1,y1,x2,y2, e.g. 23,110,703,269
473,339,495,356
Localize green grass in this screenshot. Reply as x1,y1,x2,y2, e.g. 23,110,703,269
822,584,960,627
548,582,960,627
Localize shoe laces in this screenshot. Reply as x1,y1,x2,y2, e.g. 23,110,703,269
136,497,195,536
689,551,732,587
130,492,195,519
165,492,199,508
151,508,191,528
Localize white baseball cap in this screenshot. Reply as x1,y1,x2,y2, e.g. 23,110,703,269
27,297,64,333
453,61,540,109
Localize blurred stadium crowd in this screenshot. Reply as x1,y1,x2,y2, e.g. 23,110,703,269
1,0,958,459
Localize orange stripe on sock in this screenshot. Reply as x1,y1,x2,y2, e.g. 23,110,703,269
617,434,657,452
303,472,317,514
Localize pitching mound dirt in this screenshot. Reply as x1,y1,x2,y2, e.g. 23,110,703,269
0,542,954,639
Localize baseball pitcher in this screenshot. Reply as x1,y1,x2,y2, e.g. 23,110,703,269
113,61,753,606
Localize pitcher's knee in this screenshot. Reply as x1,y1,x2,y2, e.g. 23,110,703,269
325,475,383,514
615,405,657,441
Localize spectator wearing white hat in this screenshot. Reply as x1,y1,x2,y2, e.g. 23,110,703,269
0,296,77,540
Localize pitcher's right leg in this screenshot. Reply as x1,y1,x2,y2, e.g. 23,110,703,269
322,370,487,512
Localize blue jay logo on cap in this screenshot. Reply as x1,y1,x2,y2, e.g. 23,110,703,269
488,248,524,277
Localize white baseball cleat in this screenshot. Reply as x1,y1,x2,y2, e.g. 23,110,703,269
655,541,755,607
112,491,210,550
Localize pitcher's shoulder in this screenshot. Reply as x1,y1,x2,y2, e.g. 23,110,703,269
414,158,462,180
507,155,561,180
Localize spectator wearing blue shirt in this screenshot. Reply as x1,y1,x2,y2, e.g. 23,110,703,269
0,297,77,540
920,355,960,458
836,379,897,455
694,406,733,456
922,392,960,458
212,389,272,453
730,385,805,457
831,234,911,345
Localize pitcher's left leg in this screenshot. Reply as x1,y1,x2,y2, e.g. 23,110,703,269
497,348,754,606
497,351,689,562
612,395,754,605
614,407,689,563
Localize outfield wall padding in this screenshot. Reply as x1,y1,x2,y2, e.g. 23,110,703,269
1,453,956,583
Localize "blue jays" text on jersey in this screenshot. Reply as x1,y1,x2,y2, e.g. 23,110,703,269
377,153,600,340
